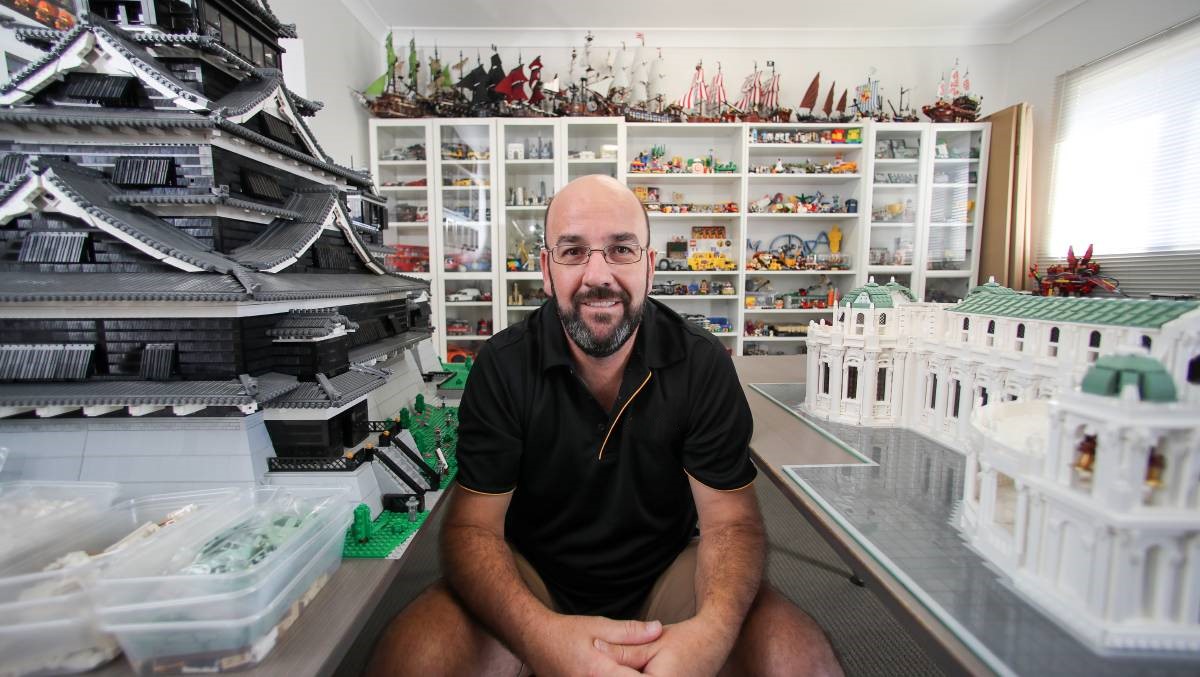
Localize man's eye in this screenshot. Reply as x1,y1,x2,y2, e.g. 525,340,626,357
610,245,634,255
560,246,586,258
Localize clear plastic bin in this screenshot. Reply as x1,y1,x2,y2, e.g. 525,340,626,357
0,481,120,570
93,486,349,606
0,488,242,677
101,511,347,675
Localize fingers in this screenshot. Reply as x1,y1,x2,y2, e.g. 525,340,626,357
595,618,662,645
593,637,655,670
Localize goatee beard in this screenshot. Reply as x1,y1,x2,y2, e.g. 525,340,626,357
555,286,644,358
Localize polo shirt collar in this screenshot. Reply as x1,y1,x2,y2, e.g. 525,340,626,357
536,297,686,373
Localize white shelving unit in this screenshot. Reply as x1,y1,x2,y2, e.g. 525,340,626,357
370,118,987,359
861,121,990,303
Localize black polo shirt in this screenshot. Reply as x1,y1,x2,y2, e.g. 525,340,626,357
455,298,755,619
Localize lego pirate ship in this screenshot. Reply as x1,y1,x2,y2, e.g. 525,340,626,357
0,2,433,494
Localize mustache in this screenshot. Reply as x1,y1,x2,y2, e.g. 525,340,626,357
573,287,630,304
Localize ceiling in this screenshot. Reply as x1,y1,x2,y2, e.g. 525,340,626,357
342,0,1086,43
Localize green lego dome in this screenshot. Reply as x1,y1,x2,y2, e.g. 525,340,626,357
841,277,915,309
967,278,1020,297
1080,354,1177,403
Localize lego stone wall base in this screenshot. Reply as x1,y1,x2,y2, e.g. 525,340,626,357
0,413,275,497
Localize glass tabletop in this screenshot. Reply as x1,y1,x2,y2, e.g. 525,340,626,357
750,382,1200,677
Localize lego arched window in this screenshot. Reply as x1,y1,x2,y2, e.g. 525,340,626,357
1189,355,1200,385
986,320,996,347
960,317,970,343
838,312,845,324
1141,335,1152,350
1048,326,1060,357
855,313,865,336
845,365,859,400
878,313,887,325
1015,323,1026,352
821,362,831,395
1144,447,1166,506
1088,330,1102,363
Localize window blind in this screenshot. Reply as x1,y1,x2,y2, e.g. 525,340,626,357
1042,16,1200,297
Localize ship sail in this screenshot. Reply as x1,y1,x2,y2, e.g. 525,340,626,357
709,64,728,110
949,58,961,98
527,56,544,103
364,32,396,97
406,37,419,92
495,63,528,102
836,89,848,115
822,82,835,118
734,66,761,112
762,71,781,111
799,73,820,111
613,43,631,92
646,49,664,104
486,52,505,103
678,62,708,111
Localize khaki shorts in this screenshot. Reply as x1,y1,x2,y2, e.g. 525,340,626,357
512,540,699,624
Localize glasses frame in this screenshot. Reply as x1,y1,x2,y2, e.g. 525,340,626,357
543,243,647,266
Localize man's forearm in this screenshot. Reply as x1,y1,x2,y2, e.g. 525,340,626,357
694,519,766,630
441,523,551,657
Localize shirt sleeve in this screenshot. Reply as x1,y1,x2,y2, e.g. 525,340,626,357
681,342,756,490
454,342,524,494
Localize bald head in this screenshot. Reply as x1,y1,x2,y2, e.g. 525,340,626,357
544,174,649,246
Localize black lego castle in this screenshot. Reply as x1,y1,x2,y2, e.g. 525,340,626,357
0,1,432,493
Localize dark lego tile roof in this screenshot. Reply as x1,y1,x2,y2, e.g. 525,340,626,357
0,344,95,381
348,330,433,365
0,371,300,408
246,272,426,301
267,309,360,340
33,159,243,273
19,232,88,263
109,191,302,220
139,343,175,380
229,191,334,271
249,0,299,39
0,272,249,303
266,368,386,409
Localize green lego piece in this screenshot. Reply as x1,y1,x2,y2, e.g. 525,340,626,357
352,504,371,543
398,408,410,429
438,358,472,390
341,402,462,557
415,393,425,413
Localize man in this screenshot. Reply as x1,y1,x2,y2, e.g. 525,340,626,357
369,175,841,676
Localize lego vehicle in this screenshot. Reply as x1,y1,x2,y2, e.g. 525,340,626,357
446,320,472,335
651,283,674,296
445,346,474,363
446,288,482,302
381,144,426,161
476,319,492,336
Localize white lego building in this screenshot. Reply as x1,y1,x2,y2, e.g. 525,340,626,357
804,279,1200,654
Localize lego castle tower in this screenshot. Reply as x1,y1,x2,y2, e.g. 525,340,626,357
0,2,431,494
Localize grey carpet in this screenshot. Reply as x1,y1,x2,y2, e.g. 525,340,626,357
342,478,943,676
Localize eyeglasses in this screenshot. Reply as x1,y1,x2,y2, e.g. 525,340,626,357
545,243,646,265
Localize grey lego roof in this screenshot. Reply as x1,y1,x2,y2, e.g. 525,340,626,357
266,368,386,409
32,160,244,274
289,187,339,221
229,191,334,271
267,309,360,340
1,17,207,107
249,0,299,39
0,372,300,408
246,272,426,301
349,330,433,365
0,108,366,184
0,344,95,381
0,272,250,303
109,191,303,220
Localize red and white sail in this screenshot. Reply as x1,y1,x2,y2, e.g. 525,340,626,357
761,71,781,111
678,62,709,110
708,65,728,109
734,68,762,112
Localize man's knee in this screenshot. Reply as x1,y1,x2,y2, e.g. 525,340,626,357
367,580,519,677
726,585,843,677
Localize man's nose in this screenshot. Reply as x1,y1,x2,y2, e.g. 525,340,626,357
580,249,615,287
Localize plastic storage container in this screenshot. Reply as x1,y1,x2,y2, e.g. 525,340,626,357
98,495,350,675
0,481,121,570
0,488,241,677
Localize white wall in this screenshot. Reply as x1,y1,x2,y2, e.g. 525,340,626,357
1003,0,1199,254
272,0,380,172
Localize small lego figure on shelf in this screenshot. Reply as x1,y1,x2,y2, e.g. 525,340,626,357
406,495,420,523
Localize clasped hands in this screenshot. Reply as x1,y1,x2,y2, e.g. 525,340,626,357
526,613,730,677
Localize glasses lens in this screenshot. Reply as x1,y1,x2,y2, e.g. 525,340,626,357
553,245,588,265
604,244,642,264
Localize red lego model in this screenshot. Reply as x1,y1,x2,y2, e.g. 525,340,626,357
1029,244,1121,297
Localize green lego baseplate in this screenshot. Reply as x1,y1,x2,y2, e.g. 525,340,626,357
341,399,459,558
